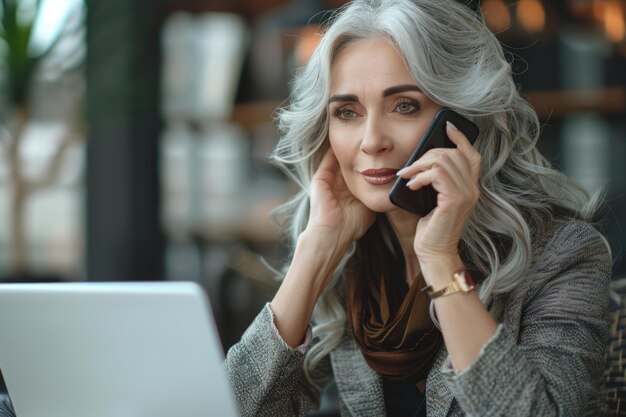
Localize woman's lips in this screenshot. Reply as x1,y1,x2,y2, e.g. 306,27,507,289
360,168,399,185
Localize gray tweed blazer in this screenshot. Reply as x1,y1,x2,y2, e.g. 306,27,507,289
225,221,612,416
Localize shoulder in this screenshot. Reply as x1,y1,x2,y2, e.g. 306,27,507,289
523,220,612,299
498,220,611,310
499,220,612,334
534,220,611,271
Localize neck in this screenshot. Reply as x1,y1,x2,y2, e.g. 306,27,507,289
385,209,421,286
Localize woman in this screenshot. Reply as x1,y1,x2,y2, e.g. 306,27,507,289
225,0,612,416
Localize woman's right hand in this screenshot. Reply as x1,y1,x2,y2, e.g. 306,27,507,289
270,149,375,347
270,149,376,347
306,148,376,246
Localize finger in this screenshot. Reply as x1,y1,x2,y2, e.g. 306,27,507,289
426,148,472,180
397,125,480,178
406,149,479,194
405,163,463,195
445,121,472,150
317,148,340,174
406,166,478,211
405,169,434,190
405,149,470,191
396,153,437,179
396,163,419,179
446,121,482,177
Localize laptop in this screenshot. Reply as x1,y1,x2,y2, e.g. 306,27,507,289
0,281,239,417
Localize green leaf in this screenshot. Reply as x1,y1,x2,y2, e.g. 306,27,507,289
0,0,42,106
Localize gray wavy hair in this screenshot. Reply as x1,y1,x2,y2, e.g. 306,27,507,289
270,0,600,385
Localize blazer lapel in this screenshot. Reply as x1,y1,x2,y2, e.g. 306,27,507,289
330,331,386,417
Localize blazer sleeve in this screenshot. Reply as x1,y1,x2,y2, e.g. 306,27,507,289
224,303,330,417
441,221,612,416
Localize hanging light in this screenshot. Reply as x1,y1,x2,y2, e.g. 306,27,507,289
517,0,546,33
573,0,626,44
599,1,625,42
481,0,512,33
294,25,321,66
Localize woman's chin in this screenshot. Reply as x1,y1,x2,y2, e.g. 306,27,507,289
362,198,397,213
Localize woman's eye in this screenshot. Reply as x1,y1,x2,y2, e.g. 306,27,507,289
395,100,419,114
334,108,357,120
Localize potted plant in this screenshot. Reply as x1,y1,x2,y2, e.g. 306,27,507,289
0,0,84,281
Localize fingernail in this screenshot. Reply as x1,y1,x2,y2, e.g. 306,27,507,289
396,167,408,176
406,176,416,187
446,121,458,130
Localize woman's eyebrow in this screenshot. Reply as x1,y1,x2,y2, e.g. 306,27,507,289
328,85,421,104
328,94,359,104
383,84,421,96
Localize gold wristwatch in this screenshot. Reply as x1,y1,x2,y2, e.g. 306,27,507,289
422,268,476,299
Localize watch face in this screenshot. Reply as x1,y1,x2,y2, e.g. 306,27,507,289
456,269,476,292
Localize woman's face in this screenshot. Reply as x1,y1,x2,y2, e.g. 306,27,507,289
328,37,441,213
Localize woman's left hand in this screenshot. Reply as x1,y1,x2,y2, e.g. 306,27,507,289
398,121,482,273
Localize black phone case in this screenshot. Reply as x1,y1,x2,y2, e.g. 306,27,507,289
389,108,479,217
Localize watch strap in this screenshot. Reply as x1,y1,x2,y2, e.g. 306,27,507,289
421,268,475,299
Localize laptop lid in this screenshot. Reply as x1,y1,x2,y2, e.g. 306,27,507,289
0,281,239,417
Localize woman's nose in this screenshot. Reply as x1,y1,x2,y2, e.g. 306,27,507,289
360,116,392,155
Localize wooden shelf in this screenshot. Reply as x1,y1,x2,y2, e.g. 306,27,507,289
230,87,625,131
525,87,625,119
230,100,282,130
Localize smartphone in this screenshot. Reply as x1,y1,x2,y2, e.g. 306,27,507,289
389,108,479,217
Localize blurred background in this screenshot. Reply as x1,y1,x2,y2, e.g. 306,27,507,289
0,0,624,374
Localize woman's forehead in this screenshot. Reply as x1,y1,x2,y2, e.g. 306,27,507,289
329,38,415,95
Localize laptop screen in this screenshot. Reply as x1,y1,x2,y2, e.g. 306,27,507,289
0,282,239,417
